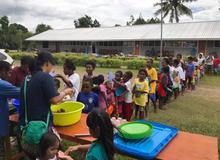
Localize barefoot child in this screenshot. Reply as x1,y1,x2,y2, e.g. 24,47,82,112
133,69,149,119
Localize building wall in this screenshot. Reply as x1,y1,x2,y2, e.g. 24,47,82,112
36,40,220,57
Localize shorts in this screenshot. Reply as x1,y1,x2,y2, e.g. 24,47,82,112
149,94,156,101
134,105,145,112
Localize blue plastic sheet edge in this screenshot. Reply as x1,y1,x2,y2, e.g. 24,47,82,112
114,120,179,160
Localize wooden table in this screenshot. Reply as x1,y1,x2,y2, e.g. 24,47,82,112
9,114,218,160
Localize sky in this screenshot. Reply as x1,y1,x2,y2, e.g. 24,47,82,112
0,0,220,32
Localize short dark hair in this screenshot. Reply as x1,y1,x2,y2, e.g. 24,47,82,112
0,61,11,72
138,68,148,76
125,71,133,79
147,58,153,64
115,70,123,77
39,132,60,158
36,52,56,67
64,59,76,71
85,61,96,69
21,56,34,66
188,56,193,61
173,59,179,65
162,66,170,74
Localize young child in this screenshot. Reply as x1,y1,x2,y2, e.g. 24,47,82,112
146,58,158,113
65,109,114,160
56,59,80,101
158,66,169,109
186,56,195,90
77,80,99,113
123,71,133,121
173,59,184,99
133,69,149,120
83,61,96,81
38,132,73,160
113,70,124,117
98,80,115,110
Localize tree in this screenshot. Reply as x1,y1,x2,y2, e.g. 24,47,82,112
74,15,101,28
35,24,52,34
0,16,9,48
127,15,162,26
154,0,197,23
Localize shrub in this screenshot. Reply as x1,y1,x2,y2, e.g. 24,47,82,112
9,51,160,70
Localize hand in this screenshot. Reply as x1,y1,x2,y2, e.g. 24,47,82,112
58,151,74,160
64,88,75,97
65,146,79,155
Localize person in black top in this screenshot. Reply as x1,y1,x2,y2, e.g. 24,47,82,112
19,52,74,159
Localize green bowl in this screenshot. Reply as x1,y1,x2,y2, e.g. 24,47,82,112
117,122,153,139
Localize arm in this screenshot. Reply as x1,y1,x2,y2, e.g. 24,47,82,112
55,74,73,88
65,144,91,155
0,81,20,99
50,88,74,104
112,79,125,87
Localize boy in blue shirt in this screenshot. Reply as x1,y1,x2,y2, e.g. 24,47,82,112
186,56,195,90
77,80,99,113
0,61,20,159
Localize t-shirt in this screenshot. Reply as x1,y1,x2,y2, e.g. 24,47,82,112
146,67,158,94
66,73,80,101
206,56,214,65
86,141,108,160
0,79,20,137
124,80,133,103
9,66,27,87
19,71,59,126
133,78,149,107
186,63,195,77
77,92,99,113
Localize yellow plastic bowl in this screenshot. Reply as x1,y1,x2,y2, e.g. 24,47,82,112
51,101,84,126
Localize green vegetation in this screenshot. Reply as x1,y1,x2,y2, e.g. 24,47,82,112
9,51,159,70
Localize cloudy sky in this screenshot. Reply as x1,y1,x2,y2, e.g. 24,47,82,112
0,0,220,32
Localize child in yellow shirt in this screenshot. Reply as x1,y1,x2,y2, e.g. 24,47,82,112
133,69,149,119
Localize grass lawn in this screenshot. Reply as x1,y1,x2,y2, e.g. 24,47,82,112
13,62,219,159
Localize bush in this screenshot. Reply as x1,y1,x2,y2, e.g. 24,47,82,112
9,51,160,70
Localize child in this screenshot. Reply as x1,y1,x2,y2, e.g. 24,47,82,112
173,59,184,99
83,61,96,81
113,70,124,117
38,132,73,160
123,71,133,121
65,109,114,160
146,58,158,113
56,59,80,101
77,80,99,113
186,56,195,90
133,69,149,120
158,66,169,109
98,80,115,110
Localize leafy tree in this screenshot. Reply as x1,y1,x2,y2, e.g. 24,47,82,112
127,15,162,26
0,16,9,48
35,24,52,34
154,0,197,23
74,15,100,28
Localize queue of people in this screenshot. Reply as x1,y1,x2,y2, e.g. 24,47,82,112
0,51,211,160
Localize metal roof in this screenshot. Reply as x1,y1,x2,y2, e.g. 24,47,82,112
27,21,220,41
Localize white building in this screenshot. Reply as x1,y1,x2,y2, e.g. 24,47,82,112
27,21,220,57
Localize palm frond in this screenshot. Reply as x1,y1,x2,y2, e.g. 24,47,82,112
178,4,193,18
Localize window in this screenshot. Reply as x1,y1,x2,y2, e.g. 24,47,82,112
143,41,149,46
149,41,154,46
155,41,160,46
42,41,49,48
104,42,108,46
214,41,220,47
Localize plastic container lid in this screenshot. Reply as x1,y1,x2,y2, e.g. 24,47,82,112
118,122,153,139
